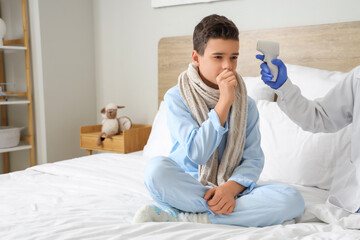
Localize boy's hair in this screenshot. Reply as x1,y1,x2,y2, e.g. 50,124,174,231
193,14,239,55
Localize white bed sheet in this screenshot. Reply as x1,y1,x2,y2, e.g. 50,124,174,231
1,153,360,239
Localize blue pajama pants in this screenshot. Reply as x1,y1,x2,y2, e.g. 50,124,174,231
144,156,305,227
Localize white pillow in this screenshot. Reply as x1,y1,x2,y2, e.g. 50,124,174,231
142,101,172,159
286,64,349,100
243,76,275,102
243,64,349,101
258,100,351,189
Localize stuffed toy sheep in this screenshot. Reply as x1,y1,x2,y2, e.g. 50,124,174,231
96,103,124,146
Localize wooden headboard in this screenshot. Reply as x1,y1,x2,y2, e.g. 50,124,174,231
158,21,360,104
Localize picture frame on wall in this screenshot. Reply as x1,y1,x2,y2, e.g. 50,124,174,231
152,0,223,8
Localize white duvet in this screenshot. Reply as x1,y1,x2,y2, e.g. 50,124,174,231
1,153,360,239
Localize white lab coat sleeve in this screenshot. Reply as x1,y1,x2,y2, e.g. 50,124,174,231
274,71,357,133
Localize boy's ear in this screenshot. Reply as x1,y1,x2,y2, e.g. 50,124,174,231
192,50,200,67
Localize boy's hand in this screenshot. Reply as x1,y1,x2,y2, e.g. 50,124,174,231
256,54,288,89
204,181,245,215
216,69,238,106
214,70,237,126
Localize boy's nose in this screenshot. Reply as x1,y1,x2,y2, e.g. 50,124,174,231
223,61,232,71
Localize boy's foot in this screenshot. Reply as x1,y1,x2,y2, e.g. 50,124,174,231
133,205,178,223
132,205,211,224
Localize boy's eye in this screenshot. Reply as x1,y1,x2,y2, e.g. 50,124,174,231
231,56,238,60
214,56,222,59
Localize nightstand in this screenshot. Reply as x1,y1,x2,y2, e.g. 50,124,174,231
80,124,152,155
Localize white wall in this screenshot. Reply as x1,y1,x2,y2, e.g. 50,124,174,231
93,0,360,125
36,0,96,163
1,0,96,172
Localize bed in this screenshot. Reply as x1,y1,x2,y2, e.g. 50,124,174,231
2,21,360,239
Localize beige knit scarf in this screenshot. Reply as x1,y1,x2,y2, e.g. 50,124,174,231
179,63,248,187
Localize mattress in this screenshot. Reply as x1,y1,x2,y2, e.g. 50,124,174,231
1,152,360,239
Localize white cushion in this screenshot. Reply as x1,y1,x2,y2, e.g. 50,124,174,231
286,64,349,100
243,76,274,102
257,100,351,189
243,64,349,102
142,101,172,159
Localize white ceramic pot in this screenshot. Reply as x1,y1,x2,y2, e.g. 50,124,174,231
0,126,23,148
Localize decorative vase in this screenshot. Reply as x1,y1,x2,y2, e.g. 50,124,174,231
0,18,6,46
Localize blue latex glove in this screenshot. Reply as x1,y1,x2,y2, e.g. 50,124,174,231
256,54,288,89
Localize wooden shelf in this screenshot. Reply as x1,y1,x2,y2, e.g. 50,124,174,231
80,124,152,154
0,99,30,105
0,141,32,153
0,45,27,50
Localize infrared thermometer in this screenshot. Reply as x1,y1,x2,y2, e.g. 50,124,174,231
257,40,280,81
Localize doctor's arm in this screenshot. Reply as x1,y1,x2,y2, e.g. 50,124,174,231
256,55,355,133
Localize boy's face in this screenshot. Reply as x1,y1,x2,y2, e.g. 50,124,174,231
192,38,239,88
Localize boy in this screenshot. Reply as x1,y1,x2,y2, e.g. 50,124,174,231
257,54,360,213
134,14,304,227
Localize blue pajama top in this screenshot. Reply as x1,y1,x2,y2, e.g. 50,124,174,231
164,85,264,191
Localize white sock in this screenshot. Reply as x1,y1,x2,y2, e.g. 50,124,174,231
133,205,211,224
177,211,211,224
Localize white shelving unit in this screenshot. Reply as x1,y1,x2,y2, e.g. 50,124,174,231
0,45,27,50
0,99,30,105
0,142,32,154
